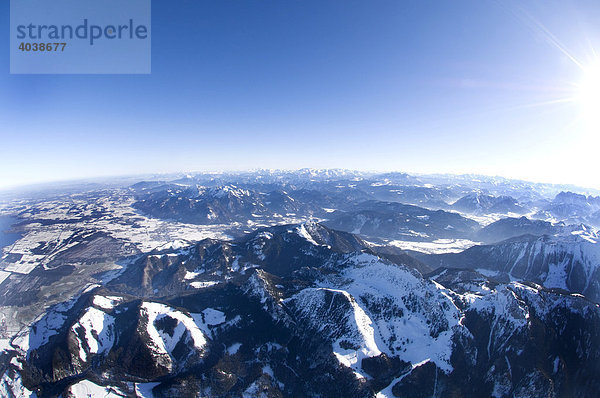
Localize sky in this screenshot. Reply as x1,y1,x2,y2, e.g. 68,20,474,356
1,0,600,189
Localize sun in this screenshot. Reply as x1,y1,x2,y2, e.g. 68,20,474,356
576,60,600,131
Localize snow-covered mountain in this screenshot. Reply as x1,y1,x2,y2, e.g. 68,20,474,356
475,216,564,244
2,170,600,397
535,191,600,227
3,222,600,397
132,184,313,225
419,232,600,302
451,192,526,215
324,201,480,242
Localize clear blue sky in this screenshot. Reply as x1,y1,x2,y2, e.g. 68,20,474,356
1,0,600,188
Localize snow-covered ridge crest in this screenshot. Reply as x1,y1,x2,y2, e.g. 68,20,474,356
285,253,462,376
295,221,320,246
242,270,291,324
92,294,123,310
207,184,252,199
285,287,382,378
139,301,208,371
335,258,461,373
71,307,116,363
154,239,193,252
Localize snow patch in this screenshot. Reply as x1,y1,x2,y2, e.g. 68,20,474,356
135,382,161,397
0,370,36,398
227,342,242,355
140,302,207,365
0,271,10,286
71,307,116,362
388,238,479,254
92,295,123,310
295,223,319,246
68,379,126,397
190,281,219,289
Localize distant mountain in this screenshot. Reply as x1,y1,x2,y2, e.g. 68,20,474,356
363,184,455,209
536,191,600,226
475,216,564,244
130,178,600,233
132,184,319,225
324,200,480,242
451,192,526,215
131,182,379,227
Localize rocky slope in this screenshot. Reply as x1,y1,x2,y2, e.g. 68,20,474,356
419,232,600,302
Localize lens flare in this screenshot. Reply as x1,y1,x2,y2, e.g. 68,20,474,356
577,60,600,132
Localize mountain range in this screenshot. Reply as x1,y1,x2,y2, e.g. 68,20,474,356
1,170,599,397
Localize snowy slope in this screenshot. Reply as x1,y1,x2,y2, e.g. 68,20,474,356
139,302,208,371
71,307,116,363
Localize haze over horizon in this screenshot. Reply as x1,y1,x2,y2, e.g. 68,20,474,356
2,168,600,198
1,0,600,189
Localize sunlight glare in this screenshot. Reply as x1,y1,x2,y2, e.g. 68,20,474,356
577,60,600,134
